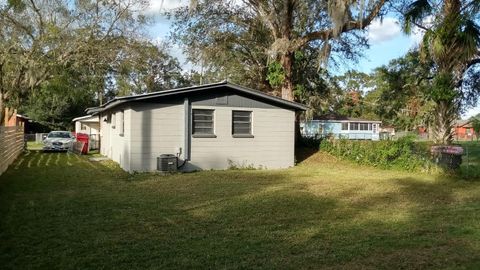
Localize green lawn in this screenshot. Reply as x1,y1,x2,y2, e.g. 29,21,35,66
459,141,480,178
26,141,43,150
1,150,480,269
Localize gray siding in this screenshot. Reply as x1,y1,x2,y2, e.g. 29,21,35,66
191,92,277,109
187,105,294,170
100,107,131,171
128,102,185,172
101,94,296,172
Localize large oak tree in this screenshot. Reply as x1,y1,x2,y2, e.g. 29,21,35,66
171,0,389,101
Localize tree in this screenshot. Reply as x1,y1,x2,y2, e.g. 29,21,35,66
292,47,340,119
114,41,188,96
0,0,149,125
334,70,375,93
400,0,480,144
371,51,436,131
170,2,274,92
472,117,480,141
171,0,389,101
331,71,376,119
20,67,96,129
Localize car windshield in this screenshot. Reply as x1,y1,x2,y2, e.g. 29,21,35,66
48,132,71,138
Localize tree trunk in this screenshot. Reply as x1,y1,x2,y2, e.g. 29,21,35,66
280,52,294,101
0,92,4,126
433,100,455,145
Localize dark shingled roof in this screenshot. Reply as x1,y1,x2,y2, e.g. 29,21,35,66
86,81,307,115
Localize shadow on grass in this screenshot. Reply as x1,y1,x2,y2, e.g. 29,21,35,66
2,151,480,269
295,147,319,163
194,176,480,269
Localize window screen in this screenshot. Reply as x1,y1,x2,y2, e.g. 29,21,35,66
341,122,348,130
192,109,214,135
232,111,252,135
360,123,369,130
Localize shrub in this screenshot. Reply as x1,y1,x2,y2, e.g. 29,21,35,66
320,136,437,172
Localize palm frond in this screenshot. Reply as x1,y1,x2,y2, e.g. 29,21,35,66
403,0,433,34
454,19,480,67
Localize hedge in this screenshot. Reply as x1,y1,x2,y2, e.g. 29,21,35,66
319,136,437,172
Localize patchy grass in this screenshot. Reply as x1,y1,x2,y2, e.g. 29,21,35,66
26,141,43,150
1,151,480,269
458,141,480,178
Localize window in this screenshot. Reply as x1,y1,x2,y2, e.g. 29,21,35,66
81,123,87,130
193,109,214,136
341,122,348,130
232,111,252,136
360,123,369,131
350,122,359,130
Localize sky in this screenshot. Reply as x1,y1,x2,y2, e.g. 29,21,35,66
145,0,480,119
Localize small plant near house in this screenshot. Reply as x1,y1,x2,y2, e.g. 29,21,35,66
320,136,437,172
227,159,261,170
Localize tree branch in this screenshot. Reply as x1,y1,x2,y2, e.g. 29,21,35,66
29,0,44,36
297,0,387,49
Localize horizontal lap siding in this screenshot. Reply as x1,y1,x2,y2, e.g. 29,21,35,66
189,106,294,170
0,126,24,175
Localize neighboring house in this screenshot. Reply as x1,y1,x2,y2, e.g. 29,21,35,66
453,119,476,141
72,115,100,150
379,125,395,140
301,114,381,141
85,82,306,172
3,108,28,128
73,115,100,136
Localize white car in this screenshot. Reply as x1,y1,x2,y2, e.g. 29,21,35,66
43,131,76,151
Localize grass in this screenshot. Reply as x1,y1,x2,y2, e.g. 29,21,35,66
26,141,43,150
1,149,480,269
458,141,480,178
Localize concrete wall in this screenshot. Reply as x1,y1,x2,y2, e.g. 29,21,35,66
118,101,295,172
128,102,185,172
187,105,295,170
100,107,131,171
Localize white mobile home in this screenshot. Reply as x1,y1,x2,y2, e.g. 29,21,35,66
301,115,382,141
86,82,307,172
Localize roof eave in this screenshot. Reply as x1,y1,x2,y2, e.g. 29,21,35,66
85,82,307,114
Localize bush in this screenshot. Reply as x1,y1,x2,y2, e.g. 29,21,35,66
319,136,436,172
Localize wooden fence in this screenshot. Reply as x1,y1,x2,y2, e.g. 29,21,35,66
0,126,25,175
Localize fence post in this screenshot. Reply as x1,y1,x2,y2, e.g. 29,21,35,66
466,145,469,177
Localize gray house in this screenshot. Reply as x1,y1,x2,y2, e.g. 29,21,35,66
86,82,306,172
